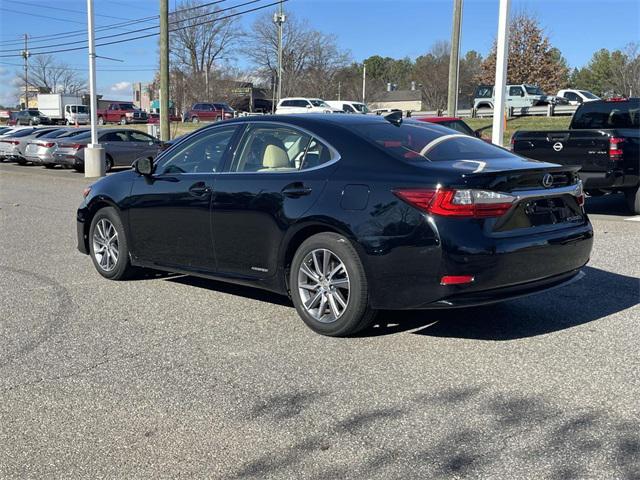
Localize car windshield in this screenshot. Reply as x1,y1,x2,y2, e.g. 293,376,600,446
525,85,544,95
353,103,369,113
353,122,511,163
309,99,330,107
580,91,599,100
214,103,234,111
71,106,88,113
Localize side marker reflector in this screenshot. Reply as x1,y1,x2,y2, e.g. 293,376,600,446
440,275,475,286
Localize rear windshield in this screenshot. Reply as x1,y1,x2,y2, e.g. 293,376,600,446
580,91,599,100
11,129,37,138
439,120,475,136
353,122,512,162
571,100,640,129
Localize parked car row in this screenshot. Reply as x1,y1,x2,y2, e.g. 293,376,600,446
473,84,600,111
0,126,162,172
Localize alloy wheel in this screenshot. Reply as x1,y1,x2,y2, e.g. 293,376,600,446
92,218,119,272
298,248,350,323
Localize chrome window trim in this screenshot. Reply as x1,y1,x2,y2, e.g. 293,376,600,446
220,120,342,175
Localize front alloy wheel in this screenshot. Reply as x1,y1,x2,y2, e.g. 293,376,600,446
92,218,119,272
298,249,350,323
88,207,135,280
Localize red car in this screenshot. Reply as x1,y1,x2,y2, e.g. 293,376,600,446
415,116,488,141
183,103,235,123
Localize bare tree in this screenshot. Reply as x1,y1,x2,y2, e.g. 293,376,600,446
242,10,350,98
170,0,241,100
17,54,86,94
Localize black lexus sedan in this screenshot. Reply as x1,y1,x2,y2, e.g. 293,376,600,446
76,114,593,336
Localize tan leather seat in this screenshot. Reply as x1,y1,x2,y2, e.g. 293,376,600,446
260,144,295,171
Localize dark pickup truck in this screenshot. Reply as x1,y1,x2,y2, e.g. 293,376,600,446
512,98,640,214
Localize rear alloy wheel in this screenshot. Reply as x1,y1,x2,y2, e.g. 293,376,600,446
191,116,199,123
120,116,127,125
625,186,640,215
290,232,376,336
89,207,135,280
97,116,105,125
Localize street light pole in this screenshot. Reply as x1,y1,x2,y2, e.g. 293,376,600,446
160,0,170,141
273,1,285,104
491,0,511,146
84,0,105,178
362,63,366,103
447,0,463,117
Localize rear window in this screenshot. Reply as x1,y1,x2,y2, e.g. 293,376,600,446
571,100,640,129
354,122,512,162
439,120,475,136
11,129,37,138
426,136,513,162
475,86,493,98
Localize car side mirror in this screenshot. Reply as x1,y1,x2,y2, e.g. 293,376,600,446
474,129,482,138
306,104,312,109
133,156,153,176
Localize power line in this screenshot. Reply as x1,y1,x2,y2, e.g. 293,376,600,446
0,0,281,58
10,1,133,21
0,0,229,47
15,0,258,54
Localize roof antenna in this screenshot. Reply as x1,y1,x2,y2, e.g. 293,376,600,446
383,110,403,126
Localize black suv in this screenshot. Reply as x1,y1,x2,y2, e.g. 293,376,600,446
15,109,52,126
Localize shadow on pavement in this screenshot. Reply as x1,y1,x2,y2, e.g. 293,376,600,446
359,266,639,340
585,193,631,216
166,275,293,307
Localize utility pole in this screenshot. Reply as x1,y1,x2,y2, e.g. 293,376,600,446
491,0,510,146
447,0,463,117
273,1,285,104
337,81,341,101
21,34,30,109
84,0,105,178
362,63,366,103
160,0,170,141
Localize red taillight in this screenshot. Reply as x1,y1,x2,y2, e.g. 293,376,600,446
605,97,627,102
440,275,475,285
609,137,625,160
37,142,55,148
394,188,515,218
60,143,84,149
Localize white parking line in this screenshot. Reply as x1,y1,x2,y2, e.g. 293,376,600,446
624,216,640,222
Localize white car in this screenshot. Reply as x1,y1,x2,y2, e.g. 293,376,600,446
275,98,342,115
557,89,600,105
325,100,369,114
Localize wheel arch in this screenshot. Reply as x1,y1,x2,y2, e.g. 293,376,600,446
279,220,366,292
81,196,123,253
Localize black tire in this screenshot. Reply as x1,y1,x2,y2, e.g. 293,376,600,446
89,207,135,280
43,163,55,169
290,232,376,337
119,116,127,125
191,116,199,123
15,158,27,165
105,154,114,172
73,165,84,173
625,186,640,215
97,116,105,125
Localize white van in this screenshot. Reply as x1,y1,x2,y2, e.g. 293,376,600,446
275,98,342,114
325,100,369,114
557,89,600,105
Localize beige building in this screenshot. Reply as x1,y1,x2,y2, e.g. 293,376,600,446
369,89,426,112
133,82,152,111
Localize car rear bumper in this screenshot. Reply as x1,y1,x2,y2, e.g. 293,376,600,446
366,219,594,310
54,154,83,167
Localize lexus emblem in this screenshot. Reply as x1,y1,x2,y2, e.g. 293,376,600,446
553,142,563,152
542,173,554,188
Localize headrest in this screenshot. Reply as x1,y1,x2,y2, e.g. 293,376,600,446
262,144,290,168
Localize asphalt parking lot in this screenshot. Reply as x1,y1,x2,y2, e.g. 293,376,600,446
0,163,638,479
